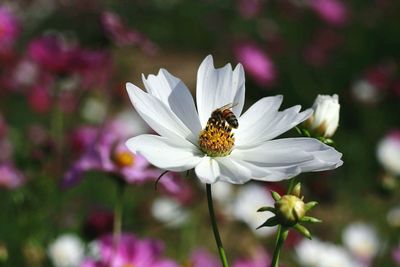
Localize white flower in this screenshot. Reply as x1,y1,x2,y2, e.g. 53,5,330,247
296,238,362,267
151,197,189,228
342,222,379,261
211,181,234,204
306,94,340,138
377,130,400,175
47,234,84,267
351,80,380,104
125,55,343,184
81,97,107,124
231,183,276,237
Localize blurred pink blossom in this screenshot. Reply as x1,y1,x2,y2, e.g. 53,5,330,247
81,233,178,267
83,210,114,240
234,41,277,87
309,0,349,26
304,28,342,67
101,11,157,55
0,163,25,189
63,123,179,192
237,0,263,19
393,245,400,265
27,35,75,73
0,6,20,55
188,249,220,267
232,248,270,267
27,83,52,113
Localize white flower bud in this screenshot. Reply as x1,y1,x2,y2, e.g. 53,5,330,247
307,94,340,138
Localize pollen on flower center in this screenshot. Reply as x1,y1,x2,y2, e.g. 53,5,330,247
113,151,135,167
198,117,235,157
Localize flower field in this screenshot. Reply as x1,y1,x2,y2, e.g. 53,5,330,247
0,1,399,266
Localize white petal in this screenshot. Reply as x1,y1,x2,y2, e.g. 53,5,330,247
196,55,246,127
194,157,220,184
235,96,312,147
126,83,197,143
231,138,343,181
142,69,202,135
126,134,203,172
216,157,253,184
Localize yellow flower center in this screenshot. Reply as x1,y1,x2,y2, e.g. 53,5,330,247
198,116,235,157
122,264,135,267
113,151,135,168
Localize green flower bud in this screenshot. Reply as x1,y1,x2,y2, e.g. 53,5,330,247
275,195,305,226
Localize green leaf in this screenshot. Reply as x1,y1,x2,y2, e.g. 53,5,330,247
257,216,279,229
257,206,276,213
294,224,312,239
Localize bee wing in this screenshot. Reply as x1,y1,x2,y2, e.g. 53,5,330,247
217,102,238,111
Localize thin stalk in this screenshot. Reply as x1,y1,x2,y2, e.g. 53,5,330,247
113,181,125,245
270,226,289,267
206,184,229,267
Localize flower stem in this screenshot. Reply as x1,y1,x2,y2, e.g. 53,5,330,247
113,181,125,245
270,226,289,267
206,183,229,267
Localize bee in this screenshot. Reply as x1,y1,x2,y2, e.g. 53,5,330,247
210,103,239,129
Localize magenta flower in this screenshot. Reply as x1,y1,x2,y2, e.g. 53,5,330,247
187,249,220,267
232,248,270,267
82,233,178,267
0,162,25,189
392,245,400,265
309,0,349,26
234,42,277,87
27,35,75,73
0,6,20,53
101,11,157,55
63,123,177,192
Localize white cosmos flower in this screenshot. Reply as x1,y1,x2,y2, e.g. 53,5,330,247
47,234,85,267
342,222,379,262
125,55,343,184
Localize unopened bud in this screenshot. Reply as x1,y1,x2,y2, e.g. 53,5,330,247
275,195,305,226
305,94,340,138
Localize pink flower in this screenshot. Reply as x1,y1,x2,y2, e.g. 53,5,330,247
309,0,349,26
82,233,178,267
27,83,52,113
63,123,179,192
392,245,400,265
234,42,277,87
187,249,220,267
0,6,20,54
27,35,75,73
101,11,157,55
232,248,270,267
0,162,25,189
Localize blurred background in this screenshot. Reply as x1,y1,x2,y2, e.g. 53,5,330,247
0,0,399,266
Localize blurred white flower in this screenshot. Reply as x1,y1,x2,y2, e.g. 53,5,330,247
48,234,84,267
387,206,400,227
211,181,234,204
377,130,400,175
81,98,107,124
231,183,276,237
296,238,362,267
306,94,340,138
112,109,150,138
342,222,379,262
351,80,380,104
151,197,189,228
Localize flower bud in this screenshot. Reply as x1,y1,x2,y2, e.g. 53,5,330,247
275,195,305,226
306,94,340,138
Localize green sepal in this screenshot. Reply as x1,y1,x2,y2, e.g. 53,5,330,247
304,201,318,212
271,191,281,201
294,224,312,239
291,182,302,197
257,206,276,213
257,216,279,229
300,216,322,223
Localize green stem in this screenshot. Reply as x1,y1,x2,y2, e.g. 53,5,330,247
113,181,125,245
206,184,229,267
270,226,289,267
